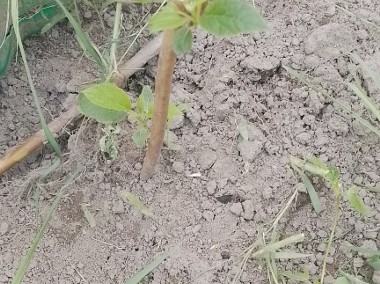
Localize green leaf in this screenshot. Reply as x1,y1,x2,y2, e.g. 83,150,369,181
199,0,267,37
82,83,132,111
299,172,322,214
82,206,96,228
119,190,153,217
137,85,154,115
149,2,188,33
344,187,373,217
173,26,193,54
79,93,128,124
132,128,149,148
124,250,170,284
340,271,370,284
369,255,380,270
273,251,313,259
167,103,183,125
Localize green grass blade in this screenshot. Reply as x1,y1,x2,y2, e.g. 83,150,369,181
53,0,108,76
284,65,380,137
124,250,170,284
11,0,62,157
347,82,380,122
253,234,305,258
12,167,81,284
340,271,370,284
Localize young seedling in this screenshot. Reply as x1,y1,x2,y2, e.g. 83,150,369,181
139,0,268,179
290,156,373,284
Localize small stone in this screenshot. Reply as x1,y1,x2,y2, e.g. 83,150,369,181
296,182,307,193
84,10,92,19
77,262,85,269
198,149,217,170
230,203,243,216
317,230,328,238
192,224,202,233
221,251,230,259
112,200,125,214
325,5,336,16
202,210,214,222
295,132,312,145
0,275,8,283
242,200,254,221
0,222,9,235
206,180,217,195
364,231,378,239
353,257,364,269
317,243,326,252
373,270,380,284
134,163,142,170
115,222,124,231
172,161,185,173
237,140,263,162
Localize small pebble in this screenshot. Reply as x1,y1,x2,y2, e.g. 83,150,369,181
0,222,9,235
206,180,217,195
203,210,214,222
242,200,254,220
230,203,243,216
112,200,125,214
192,224,202,233
172,161,185,173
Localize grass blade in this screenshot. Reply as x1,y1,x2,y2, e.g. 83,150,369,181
284,65,380,137
53,0,108,76
347,81,380,122
11,0,62,157
12,167,81,284
124,250,170,284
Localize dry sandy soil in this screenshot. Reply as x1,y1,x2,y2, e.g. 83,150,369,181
0,0,380,283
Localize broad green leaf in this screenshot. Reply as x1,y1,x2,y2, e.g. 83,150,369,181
79,93,128,124
340,272,369,284
119,190,153,217
137,85,154,114
342,241,380,256
199,0,267,37
344,187,373,217
82,206,96,228
299,172,322,214
167,103,183,125
124,250,170,284
149,2,188,33
164,130,182,151
82,83,132,111
369,255,380,270
173,26,193,54
132,128,149,148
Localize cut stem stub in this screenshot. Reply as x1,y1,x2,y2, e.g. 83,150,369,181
140,30,176,180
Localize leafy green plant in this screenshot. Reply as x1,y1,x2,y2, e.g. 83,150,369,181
77,0,267,179
99,125,120,159
290,156,373,284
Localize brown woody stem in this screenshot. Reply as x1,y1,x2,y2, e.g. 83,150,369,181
140,30,176,180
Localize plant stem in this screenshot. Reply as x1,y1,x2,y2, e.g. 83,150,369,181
140,30,176,180
320,196,341,284
108,1,122,78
